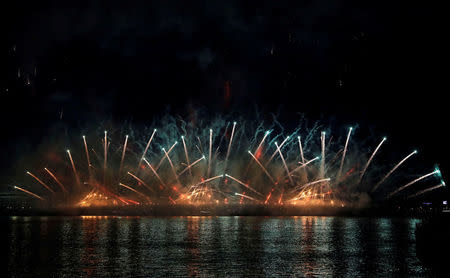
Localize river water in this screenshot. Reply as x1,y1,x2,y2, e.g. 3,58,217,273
3,216,429,277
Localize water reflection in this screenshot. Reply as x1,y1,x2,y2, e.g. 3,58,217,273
2,216,428,277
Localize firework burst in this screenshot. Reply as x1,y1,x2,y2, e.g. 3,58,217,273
12,115,445,208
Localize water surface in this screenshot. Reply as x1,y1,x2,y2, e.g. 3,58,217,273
3,216,428,277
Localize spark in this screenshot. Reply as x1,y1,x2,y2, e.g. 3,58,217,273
127,171,154,192
298,136,305,164
119,135,129,175
178,155,206,177
359,137,387,184
82,135,91,169
235,192,259,202
223,121,237,172
14,185,45,200
26,171,55,193
181,135,192,176
248,150,276,185
372,150,417,192
119,182,150,202
156,141,177,170
388,169,440,198
264,190,273,204
67,150,81,186
266,136,290,165
225,173,264,197
104,131,108,171
288,156,320,176
320,131,326,178
44,168,67,192
162,145,181,185
255,130,271,156
190,175,223,188
292,178,331,193
338,127,352,179
142,158,166,188
407,182,445,199
275,142,293,185
137,129,157,171
207,129,213,178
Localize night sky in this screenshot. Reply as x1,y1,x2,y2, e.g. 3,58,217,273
0,1,447,194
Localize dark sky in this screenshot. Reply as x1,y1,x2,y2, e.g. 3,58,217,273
0,1,448,186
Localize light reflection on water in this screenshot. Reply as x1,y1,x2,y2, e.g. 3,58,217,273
3,216,427,277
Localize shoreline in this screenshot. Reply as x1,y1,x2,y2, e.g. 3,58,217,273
1,204,444,217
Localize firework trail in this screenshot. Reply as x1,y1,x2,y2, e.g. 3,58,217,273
137,129,157,172
359,137,387,184
26,171,54,193
181,135,192,176
119,135,129,175
14,185,45,200
338,127,352,180
388,169,440,198
407,181,446,199
248,150,276,185
44,168,67,192
372,150,417,192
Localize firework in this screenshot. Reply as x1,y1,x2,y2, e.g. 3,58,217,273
181,135,192,176
372,150,417,192
44,168,67,192
388,168,441,198
407,181,446,199
275,141,293,185
119,135,129,175
14,115,444,208
26,171,55,193
137,128,157,172
248,150,276,185
337,127,352,179
359,137,387,184
14,185,45,200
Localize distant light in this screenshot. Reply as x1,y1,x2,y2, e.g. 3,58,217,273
443,201,448,205
383,136,387,140
233,121,237,125
413,149,418,154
